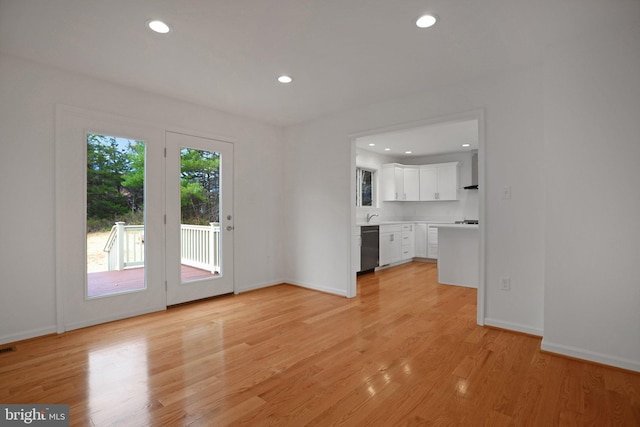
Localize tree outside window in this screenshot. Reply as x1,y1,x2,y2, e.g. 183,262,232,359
356,168,374,207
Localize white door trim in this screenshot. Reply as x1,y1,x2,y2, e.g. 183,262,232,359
165,131,235,305
55,104,238,332
347,109,486,326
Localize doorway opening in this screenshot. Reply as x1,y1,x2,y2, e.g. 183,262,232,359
350,110,485,325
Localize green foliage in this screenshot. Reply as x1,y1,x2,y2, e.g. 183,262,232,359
86,134,130,219
121,141,145,212
86,210,145,233
180,148,220,224
86,135,220,228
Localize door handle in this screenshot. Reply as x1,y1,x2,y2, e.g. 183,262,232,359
226,226,234,231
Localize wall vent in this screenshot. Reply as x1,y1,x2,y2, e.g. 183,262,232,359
0,346,16,354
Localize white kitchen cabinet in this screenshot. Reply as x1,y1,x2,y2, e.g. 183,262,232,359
419,162,459,201
415,223,428,258
403,167,420,201
427,224,439,258
381,164,419,201
379,224,402,265
401,223,415,260
381,164,402,201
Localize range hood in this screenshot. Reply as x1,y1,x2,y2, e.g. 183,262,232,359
463,151,479,190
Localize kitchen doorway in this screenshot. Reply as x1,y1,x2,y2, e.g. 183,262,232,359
349,110,485,325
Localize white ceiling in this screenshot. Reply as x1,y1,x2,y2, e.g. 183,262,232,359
356,119,478,158
0,0,637,126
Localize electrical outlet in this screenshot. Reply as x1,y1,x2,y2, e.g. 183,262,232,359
500,277,511,291
502,185,512,200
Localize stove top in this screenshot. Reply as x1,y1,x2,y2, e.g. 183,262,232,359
455,220,479,225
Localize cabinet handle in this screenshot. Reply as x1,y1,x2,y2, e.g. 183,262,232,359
390,234,394,242
395,192,398,200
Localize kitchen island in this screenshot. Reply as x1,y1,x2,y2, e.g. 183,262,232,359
432,224,479,288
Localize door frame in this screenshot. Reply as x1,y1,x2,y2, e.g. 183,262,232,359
165,131,235,305
348,109,486,326
55,105,237,333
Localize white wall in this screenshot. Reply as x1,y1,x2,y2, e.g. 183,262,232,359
0,54,285,344
542,22,640,371
284,65,546,334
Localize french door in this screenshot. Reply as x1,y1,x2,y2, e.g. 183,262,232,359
165,131,234,305
56,106,234,332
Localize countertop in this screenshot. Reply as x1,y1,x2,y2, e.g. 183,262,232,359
356,220,456,227
431,223,479,229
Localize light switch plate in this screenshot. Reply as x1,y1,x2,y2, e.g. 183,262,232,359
502,185,511,200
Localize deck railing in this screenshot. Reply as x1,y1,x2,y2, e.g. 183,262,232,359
180,223,220,273
104,222,144,271
103,222,220,273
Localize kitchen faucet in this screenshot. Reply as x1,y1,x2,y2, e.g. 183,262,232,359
366,213,379,223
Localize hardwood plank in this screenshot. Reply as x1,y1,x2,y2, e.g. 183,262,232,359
1,262,639,426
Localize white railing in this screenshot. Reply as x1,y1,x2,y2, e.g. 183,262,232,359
103,222,220,273
180,223,220,273
104,222,144,271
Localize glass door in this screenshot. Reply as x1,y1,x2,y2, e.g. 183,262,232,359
86,134,147,298
56,106,165,331
165,131,234,305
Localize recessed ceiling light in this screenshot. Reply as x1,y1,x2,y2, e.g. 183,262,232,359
368,143,375,146
384,148,391,151
148,20,171,34
405,151,412,154
462,144,470,147
278,75,293,84
416,14,437,28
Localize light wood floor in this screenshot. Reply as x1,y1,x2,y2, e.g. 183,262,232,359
2,262,639,426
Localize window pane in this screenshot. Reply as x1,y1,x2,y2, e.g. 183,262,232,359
180,147,221,283
86,134,145,298
356,167,374,207
362,170,373,206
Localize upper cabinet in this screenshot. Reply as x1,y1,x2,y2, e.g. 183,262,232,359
381,164,419,201
403,167,420,201
382,162,459,202
419,162,459,201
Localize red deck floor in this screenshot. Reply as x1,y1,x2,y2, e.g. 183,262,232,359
87,265,217,297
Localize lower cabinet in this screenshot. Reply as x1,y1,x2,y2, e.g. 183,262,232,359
401,223,415,260
415,223,428,258
379,224,402,265
427,224,439,259
380,223,417,265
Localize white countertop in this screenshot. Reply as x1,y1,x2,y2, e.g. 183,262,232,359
356,220,458,227
431,223,479,229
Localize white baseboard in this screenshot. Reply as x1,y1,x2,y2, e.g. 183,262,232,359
541,339,640,373
483,318,543,337
285,279,347,297
0,325,57,346
234,279,284,294
439,281,478,289
375,259,412,271
63,305,166,332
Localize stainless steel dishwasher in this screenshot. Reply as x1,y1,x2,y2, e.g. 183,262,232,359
360,225,379,273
